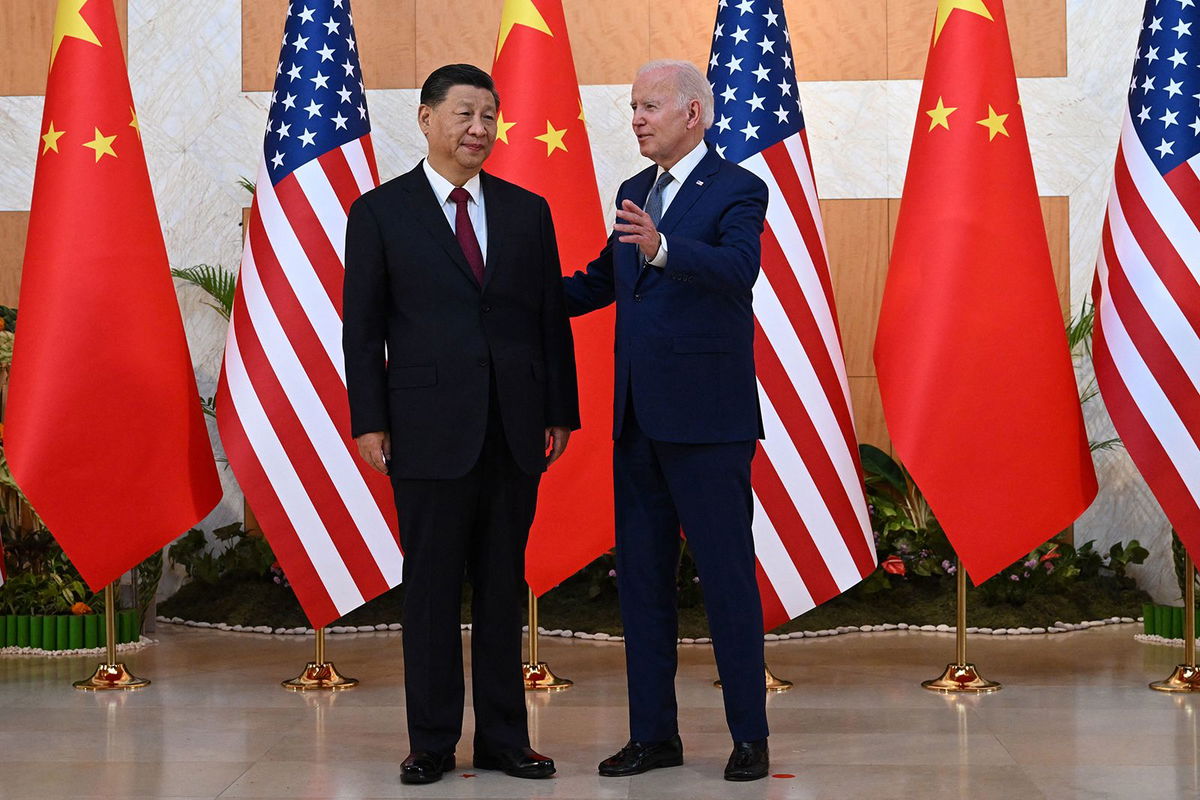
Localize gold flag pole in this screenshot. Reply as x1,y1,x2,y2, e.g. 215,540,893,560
523,587,572,690
74,583,149,691
282,627,359,691
1151,552,1200,692
922,557,1001,693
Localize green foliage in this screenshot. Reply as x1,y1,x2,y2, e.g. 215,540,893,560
168,523,277,586
0,305,17,334
237,176,256,195
171,264,236,320
859,444,954,582
1171,530,1200,600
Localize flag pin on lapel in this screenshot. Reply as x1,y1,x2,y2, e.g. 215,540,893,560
696,180,704,186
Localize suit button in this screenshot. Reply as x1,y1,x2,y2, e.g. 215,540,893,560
482,304,492,313
478,358,489,367
634,293,642,302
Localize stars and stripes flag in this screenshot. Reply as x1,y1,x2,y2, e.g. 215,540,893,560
216,0,402,628
1093,1,1200,561
706,0,876,629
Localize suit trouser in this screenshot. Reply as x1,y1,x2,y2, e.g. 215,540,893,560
391,388,540,755
613,400,769,743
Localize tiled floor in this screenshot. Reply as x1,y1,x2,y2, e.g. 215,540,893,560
0,623,1198,799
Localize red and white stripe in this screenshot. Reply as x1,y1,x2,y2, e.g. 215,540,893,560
1093,114,1200,558
217,134,404,628
739,132,877,627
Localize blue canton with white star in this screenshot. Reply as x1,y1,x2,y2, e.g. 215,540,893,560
1129,0,1200,174
704,0,804,163
263,0,370,184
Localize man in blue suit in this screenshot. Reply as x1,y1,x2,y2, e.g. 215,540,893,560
563,60,770,782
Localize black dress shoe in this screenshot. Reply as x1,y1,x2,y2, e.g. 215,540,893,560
473,746,556,779
399,751,455,784
724,739,769,781
598,734,684,776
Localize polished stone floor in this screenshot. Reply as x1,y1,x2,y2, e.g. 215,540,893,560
0,623,1198,799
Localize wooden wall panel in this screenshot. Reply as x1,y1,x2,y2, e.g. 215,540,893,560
791,0,888,82
0,213,29,307
564,0,650,85
243,0,417,92
850,376,889,450
648,0,715,77
412,0,501,88
886,0,1067,80
1,0,128,96
823,198,890,378
1041,196,1070,318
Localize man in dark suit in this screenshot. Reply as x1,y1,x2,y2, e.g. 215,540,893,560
563,60,771,782
343,64,578,785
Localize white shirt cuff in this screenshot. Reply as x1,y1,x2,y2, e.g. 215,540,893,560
647,233,668,267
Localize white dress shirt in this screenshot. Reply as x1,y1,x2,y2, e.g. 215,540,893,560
646,139,709,267
422,158,488,262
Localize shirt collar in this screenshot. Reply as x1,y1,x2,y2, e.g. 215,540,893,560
657,139,708,186
422,158,483,206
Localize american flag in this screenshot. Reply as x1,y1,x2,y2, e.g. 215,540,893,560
706,0,876,627
216,0,402,628
1094,0,1200,560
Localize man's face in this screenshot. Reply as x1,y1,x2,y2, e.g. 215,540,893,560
419,84,497,176
630,70,698,167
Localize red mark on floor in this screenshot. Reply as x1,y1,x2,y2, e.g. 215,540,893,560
772,773,796,779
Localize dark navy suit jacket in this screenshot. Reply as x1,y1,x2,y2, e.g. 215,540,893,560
563,148,768,443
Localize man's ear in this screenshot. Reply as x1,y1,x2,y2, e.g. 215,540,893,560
417,104,432,133
686,99,703,130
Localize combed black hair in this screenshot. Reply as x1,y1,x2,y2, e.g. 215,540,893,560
420,64,500,109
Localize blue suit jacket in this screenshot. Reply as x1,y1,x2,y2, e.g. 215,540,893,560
563,148,768,444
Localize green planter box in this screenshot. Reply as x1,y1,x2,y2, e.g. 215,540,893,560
0,614,10,647
83,614,100,649
29,616,44,649
1143,603,1200,639
15,615,30,647
54,615,69,651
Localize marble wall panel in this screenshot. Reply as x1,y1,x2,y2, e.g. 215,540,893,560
0,0,128,97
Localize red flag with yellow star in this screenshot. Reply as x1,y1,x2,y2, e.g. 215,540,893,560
873,0,1096,582
488,0,613,595
5,0,220,591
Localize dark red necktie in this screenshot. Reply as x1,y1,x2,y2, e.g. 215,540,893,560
449,187,485,285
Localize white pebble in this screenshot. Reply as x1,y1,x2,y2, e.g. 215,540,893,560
594,633,610,640
680,637,695,644
357,625,374,633
304,628,316,635
935,624,951,633
920,625,937,632
978,627,993,634
803,631,818,638
1120,617,1135,624
170,616,183,624
1047,627,1062,634
1017,627,1032,635
254,626,271,634
575,632,591,639
966,627,979,634
764,633,780,641
992,629,1008,635
897,623,909,630
1031,627,1046,634
388,623,403,631
816,629,831,637
859,625,873,632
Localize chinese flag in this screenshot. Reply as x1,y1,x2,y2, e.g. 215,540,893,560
488,0,613,595
873,0,1096,582
5,0,221,590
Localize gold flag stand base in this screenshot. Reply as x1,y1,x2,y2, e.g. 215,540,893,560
73,663,150,692
714,663,794,692
922,662,1001,694
1151,555,1198,693
523,589,572,691
523,661,573,691
74,584,149,691
282,628,358,691
281,661,359,691
1150,665,1200,693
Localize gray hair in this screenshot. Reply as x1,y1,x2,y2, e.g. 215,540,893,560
636,60,715,129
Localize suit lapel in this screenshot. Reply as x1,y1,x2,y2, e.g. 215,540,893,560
480,172,504,291
622,165,658,283
656,148,720,235
398,162,479,289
